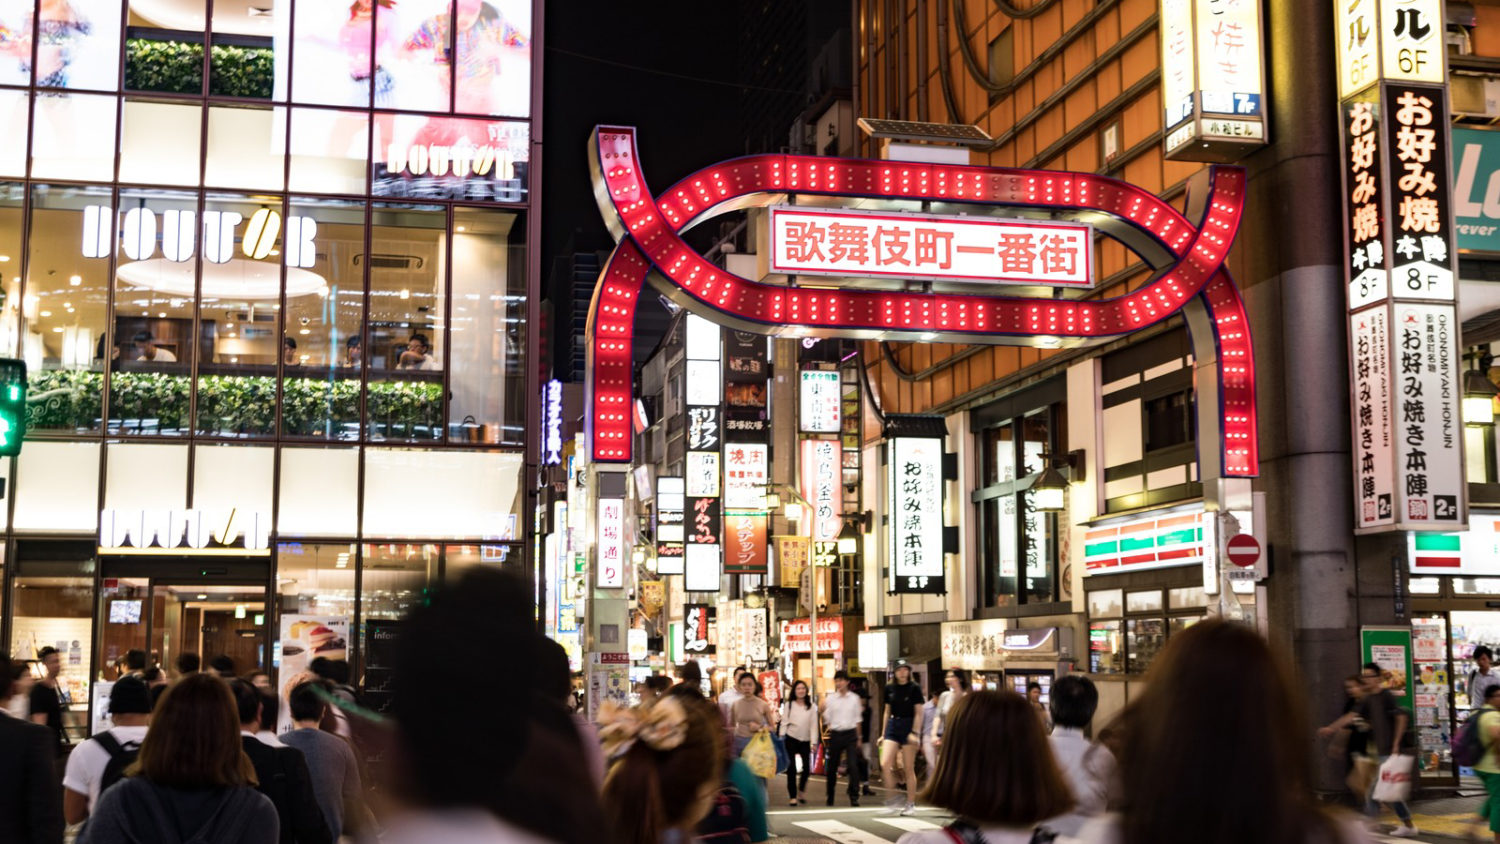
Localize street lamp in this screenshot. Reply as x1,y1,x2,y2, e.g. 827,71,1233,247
1032,451,1085,513
1464,355,1498,426
836,518,860,555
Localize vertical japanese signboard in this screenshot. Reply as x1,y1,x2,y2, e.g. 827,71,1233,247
800,369,841,433
723,442,769,511
683,604,715,655
800,439,843,542
724,513,768,574
1159,0,1268,161
597,498,624,588
684,313,723,578
889,436,946,594
656,476,685,575
1337,0,1465,533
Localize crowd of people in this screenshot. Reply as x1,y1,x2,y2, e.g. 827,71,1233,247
0,571,1443,843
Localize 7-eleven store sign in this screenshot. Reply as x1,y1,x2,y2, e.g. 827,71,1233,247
1084,508,1212,574
1409,514,1500,576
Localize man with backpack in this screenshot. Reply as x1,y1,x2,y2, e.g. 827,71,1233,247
229,679,332,844
62,675,151,824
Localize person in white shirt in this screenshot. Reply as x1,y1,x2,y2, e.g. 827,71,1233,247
933,668,969,754
1046,675,1117,837
821,670,865,807
780,680,821,805
1471,647,1500,711
62,675,151,824
133,331,177,362
717,669,748,718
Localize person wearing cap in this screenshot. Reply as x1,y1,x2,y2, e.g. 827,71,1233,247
879,660,926,817
62,675,152,824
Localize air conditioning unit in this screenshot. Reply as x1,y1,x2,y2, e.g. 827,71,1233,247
1451,74,1500,119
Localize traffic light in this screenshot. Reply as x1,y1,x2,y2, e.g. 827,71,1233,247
0,358,26,457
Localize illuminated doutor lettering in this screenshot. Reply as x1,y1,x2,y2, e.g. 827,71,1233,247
81,206,315,266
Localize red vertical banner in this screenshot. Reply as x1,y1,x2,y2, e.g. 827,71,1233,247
724,513,768,574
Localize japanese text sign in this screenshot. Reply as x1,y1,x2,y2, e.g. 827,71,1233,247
1384,85,1454,302
800,370,841,434
684,604,715,655
780,617,844,654
724,513,767,574
1159,0,1267,161
777,535,810,587
1389,302,1464,527
769,207,1092,288
889,436,946,594
800,439,843,542
723,442,769,511
687,406,722,451
656,476,686,574
742,608,769,662
597,498,625,589
543,379,563,465
1351,308,1395,529
689,496,722,545
1337,0,1444,99
686,452,721,497
1345,93,1389,309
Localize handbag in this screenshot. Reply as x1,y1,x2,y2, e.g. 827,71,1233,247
770,732,790,774
811,741,826,776
743,729,778,778
1371,754,1414,803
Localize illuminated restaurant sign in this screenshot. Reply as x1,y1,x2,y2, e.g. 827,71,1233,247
800,439,842,542
770,207,1092,287
799,370,841,434
1159,0,1268,161
83,206,318,267
99,509,271,555
888,436,945,594
597,498,624,588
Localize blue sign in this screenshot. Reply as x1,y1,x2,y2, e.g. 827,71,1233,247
1453,128,1500,253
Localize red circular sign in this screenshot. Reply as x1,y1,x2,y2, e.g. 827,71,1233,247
1226,534,1261,568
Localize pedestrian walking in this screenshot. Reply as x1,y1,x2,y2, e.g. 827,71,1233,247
892,690,1074,844
932,669,969,754
880,660,926,816
280,680,372,842
820,670,864,807
1334,675,1376,803
1078,619,1371,844
728,672,777,758
920,689,939,788
600,693,731,844
1046,675,1117,837
1027,682,1052,733
1320,662,1420,837
227,679,331,844
77,673,279,844
29,646,69,759
62,674,152,825
780,680,820,805
0,656,63,844
1473,647,1500,713
1470,683,1500,843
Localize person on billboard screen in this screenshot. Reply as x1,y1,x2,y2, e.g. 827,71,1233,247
400,0,528,116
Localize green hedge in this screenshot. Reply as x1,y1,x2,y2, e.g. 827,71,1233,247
124,38,274,99
26,370,442,438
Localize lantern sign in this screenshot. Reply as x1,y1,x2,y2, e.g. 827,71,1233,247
889,436,946,594
597,498,625,588
800,370,841,433
1159,0,1268,162
683,604,715,655
769,207,1092,288
800,439,842,542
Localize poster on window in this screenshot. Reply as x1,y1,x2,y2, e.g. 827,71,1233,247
277,0,530,117
0,0,122,91
276,614,351,733
889,436,946,594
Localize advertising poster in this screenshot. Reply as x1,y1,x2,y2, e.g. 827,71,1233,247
276,614,351,733
777,536,809,588
278,0,531,117
1361,626,1414,700
0,0,122,90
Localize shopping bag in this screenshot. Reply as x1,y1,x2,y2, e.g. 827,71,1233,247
811,742,826,776
770,732,790,774
1371,754,1414,803
743,729,778,778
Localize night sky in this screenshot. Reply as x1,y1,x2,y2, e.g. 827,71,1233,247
541,1,753,264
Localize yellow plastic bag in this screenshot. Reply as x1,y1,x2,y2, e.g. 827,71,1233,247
743,729,777,778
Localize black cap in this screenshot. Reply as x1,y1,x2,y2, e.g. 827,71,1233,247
893,659,911,670
109,675,152,715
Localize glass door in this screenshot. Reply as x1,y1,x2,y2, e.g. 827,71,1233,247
155,584,268,679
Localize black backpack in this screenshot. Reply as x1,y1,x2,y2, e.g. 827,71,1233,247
94,731,143,796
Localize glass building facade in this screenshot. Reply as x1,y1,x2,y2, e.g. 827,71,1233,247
0,0,538,737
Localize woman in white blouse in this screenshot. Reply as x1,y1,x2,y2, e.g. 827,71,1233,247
780,680,821,805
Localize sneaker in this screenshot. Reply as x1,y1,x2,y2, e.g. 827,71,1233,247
1389,826,1421,838
901,803,917,816
849,797,860,807
879,800,904,816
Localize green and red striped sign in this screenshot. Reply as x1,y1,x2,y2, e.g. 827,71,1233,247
1084,508,1208,574
1409,515,1500,575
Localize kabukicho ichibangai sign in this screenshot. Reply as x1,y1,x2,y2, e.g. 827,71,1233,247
583,128,1260,523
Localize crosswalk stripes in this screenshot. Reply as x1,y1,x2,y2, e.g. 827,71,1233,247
793,819,904,844
869,816,942,832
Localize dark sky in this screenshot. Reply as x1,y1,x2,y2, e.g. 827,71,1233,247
540,1,750,263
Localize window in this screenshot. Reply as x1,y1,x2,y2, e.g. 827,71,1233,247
367,203,445,442
974,404,1065,609
1145,390,1193,452
1086,586,1205,675
448,207,524,446
988,28,1014,91
282,198,366,440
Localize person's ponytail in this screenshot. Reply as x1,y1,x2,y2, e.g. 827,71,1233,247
601,742,667,844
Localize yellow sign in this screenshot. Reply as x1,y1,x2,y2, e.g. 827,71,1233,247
777,535,809,588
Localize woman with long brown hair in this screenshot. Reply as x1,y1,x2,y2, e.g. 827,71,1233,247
1071,619,1371,844
895,690,1074,843
79,672,278,844
600,693,729,844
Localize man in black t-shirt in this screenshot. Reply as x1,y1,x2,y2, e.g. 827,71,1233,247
1321,662,1419,836
879,661,926,815
28,647,67,760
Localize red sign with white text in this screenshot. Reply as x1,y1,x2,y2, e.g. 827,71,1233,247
781,617,845,654
769,206,1093,287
